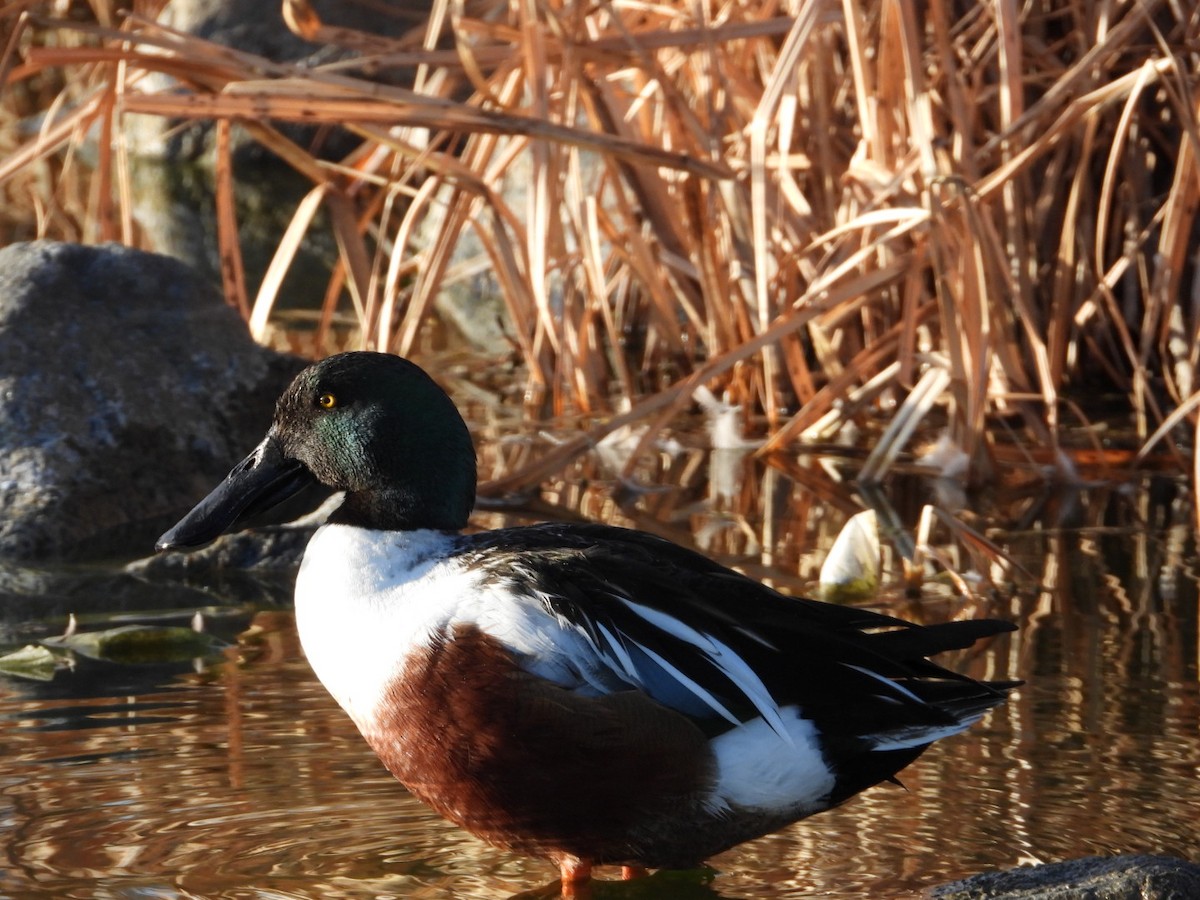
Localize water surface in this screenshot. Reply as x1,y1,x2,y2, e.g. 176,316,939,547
1,443,1196,899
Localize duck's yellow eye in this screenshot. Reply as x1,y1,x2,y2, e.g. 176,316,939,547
317,392,337,410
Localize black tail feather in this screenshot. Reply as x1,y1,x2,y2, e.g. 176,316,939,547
869,619,1017,661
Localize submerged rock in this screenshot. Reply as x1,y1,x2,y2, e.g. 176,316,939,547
0,241,305,560
930,855,1200,899
131,523,316,576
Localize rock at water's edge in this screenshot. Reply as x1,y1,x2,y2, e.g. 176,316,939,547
0,241,306,560
930,855,1200,900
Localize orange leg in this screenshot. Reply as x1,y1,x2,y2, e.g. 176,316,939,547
621,865,649,880
559,858,593,899
559,857,592,884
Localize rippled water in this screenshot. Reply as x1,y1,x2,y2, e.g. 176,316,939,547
1,446,1197,899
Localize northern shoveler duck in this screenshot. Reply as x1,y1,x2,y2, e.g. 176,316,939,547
157,351,1017,889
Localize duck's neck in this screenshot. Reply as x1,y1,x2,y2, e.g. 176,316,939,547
329,483,473,532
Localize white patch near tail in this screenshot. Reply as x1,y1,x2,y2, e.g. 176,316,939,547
706,707,836,815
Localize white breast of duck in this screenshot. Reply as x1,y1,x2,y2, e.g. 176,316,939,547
295,523,600,732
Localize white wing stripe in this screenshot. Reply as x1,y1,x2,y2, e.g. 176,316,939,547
617,596,717,651
626,639,744,728
594,621,640,681
619,598,792,742
842,663,926,705
869,717,980,750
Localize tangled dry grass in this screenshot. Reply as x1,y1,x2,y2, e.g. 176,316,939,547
3,0,1199,502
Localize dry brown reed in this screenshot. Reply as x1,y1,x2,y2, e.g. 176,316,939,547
3,0,1199,501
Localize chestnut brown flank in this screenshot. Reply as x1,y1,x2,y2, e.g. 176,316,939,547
362,623,715,867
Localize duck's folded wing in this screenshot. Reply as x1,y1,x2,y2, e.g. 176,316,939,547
462,523,1016,743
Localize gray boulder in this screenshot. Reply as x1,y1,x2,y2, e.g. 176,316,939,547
930,855,1200,899
0,241,306,560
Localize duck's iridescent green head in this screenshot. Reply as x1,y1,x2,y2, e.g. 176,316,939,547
157,352,477,550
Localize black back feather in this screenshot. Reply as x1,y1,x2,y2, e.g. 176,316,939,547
456,522,1018,743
